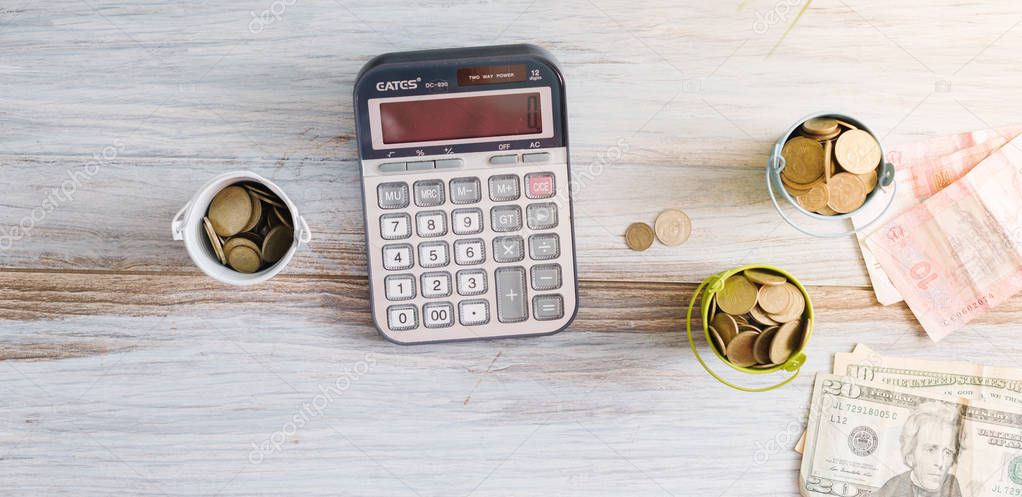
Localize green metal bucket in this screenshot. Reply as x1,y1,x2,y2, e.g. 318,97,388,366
685,264,814,392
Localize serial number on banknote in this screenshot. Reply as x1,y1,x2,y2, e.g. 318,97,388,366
829,399,898,420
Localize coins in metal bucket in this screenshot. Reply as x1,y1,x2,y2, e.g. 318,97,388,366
704,268,809,368
654,209,691,246
781,117,883,216
625,222,655,251
203,181,294,274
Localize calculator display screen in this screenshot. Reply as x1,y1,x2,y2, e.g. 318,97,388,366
379,91,543,144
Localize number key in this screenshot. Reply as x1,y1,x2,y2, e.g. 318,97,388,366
423,302,454,328
416,211,447,237
387,305,417,331
456,269,488,296
420,272,452,298
380,213,411,240
417,241,449,268
454,238,486,265
382,244,413,270
452,208,483,235
384,274,416,300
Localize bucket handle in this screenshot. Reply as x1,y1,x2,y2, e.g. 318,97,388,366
171,201,191,241
766,152,898,238
685,277,803,392
297,215,313,244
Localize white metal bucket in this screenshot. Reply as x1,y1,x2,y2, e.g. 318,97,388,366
171,171,312,285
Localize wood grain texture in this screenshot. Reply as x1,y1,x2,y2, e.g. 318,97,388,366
3,0,1022,495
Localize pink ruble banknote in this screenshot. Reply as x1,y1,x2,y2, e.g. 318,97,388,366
864,135,1022,341
853,126,1022,305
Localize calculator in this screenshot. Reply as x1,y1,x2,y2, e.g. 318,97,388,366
353,44,578,344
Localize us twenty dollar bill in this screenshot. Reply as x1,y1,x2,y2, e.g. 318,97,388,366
801,374,1022,497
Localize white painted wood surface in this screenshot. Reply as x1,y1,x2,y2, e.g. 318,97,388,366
3,1,1022,495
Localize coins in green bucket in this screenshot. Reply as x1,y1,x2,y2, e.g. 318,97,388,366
203,181,294,274
706,268,808,368
716,275,758,315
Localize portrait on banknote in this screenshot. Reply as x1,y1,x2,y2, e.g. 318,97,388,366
873,402,966,497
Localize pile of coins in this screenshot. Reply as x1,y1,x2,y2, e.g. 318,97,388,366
625,209,691,251
780,117,881,215
203,182,294,274
706,268,809,368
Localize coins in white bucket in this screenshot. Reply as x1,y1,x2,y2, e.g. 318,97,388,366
781,118,881,215
708,268,809,368
203,182,294,274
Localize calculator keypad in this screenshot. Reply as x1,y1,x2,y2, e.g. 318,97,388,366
365,151,576,342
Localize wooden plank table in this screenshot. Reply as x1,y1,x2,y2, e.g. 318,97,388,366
3,1,1022,495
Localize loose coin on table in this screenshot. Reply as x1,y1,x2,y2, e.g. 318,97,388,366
625,222,655,251
654,209,692,246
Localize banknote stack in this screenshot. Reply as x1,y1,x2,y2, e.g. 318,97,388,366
798,344,1022,497
851,126,1022,341
203,182,294,273
781,118,882,215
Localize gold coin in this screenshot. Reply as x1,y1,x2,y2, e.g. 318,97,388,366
240,192,264,233
262,225,294,264
856,169,878,192
711,313,739,345
753,326,780,365
826,172,868,214
757,283,792,314
223,236,261,257
208,186,253,237
708,295,717,323
743,268,786,286
274,206,293,229
244,184,284,208
815,205,838,216
716,275,759,315
823,139,834,182
768,284,806,323
227,245,262,273
769,320,804,364
796,182,830,213
653,209,691,246
202,217,225,264
624,222,655,251
725,331,760,367
780,136,825,184
708,326,727,355
733,314,749,326
738,324,762,334
835,129,881,175
834,120,859,130
233,230,265,247
802,117,839,137
749,305,780,326
781,173,823,192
